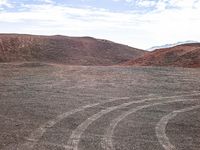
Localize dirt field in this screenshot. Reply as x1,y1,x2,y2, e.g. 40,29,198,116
0,62,200,150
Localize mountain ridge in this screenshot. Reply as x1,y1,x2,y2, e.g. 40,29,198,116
148,41,199,51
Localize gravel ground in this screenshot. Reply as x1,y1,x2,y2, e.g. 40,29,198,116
0,62,200,150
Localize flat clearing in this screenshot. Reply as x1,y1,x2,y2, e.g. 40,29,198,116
0,62,200,150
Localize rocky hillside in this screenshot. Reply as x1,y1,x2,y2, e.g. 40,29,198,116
122,43,200,68
0,34,146,66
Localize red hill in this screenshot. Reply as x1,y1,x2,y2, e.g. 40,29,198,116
0,34,146,66
122,43,200,68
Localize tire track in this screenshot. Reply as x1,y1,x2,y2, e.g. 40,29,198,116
65,100,147,150
65,92,200,150
16,96,135,150
103,97,200,150
15,91,199,150
156,105,200,150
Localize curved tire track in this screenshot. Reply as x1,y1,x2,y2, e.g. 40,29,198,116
65,99,153,150
156,105,200,150
65,92,200,150
17,96,132,150
15,91,199,150
103,97,200,150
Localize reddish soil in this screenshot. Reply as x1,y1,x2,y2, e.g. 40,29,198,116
0,34,146,66
122,43,200,68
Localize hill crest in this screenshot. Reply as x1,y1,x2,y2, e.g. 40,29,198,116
122,43,200,68
0,34,146,66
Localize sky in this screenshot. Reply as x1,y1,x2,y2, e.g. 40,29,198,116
0,0,200,49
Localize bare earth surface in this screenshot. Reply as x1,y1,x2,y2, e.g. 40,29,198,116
0,62,200,150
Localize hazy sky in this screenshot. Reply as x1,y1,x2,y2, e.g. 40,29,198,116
0,0,200,49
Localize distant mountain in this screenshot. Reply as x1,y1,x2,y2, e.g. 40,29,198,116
148,41,199,51
122,43,200,68
0,34,147,66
